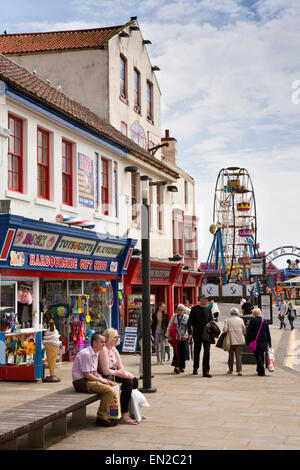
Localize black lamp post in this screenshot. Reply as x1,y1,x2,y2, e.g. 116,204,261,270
139,175,156,393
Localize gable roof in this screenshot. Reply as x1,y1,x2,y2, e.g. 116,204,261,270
0,53,178,178
0,25,126,54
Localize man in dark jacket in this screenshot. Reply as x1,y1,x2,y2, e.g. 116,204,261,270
241,298,253,316
187,295,213,377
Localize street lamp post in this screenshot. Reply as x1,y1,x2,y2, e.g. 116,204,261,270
139,175,156,393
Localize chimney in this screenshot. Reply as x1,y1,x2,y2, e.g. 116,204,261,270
161,129,178,165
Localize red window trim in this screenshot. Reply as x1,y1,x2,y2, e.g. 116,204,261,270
101,157,109,216
8,114,23,193
120,55,127,99
62,139,73,206
37,127,50,200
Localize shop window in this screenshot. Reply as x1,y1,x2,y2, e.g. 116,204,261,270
130,122,146,149
84,281,110,333
8,114,23,193
17,282,34,329
37,127,50,199
146,80,153,120
69,280,82,295
134,68,141,111
184,225,193,257
120,55,127,99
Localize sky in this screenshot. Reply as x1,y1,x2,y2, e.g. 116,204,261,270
1,0,300,269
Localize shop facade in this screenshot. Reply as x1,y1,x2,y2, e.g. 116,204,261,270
0,213,135,377
123,257,202,321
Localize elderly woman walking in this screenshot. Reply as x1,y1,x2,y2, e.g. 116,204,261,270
246,307,272,377
223,307,246,376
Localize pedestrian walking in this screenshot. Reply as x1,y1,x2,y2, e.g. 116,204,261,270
208,299,220,322
72,333,117,427
246,307,272,376
287,302,297,330
151,302,168,364
278,299,287,329
241,297,253,316
223,307,246,376
187,294,213,377
168,304,189,374
163,336,171,362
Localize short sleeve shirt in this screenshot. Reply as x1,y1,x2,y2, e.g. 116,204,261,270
72,346,98,381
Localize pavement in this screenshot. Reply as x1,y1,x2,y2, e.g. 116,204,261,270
1,303,300,451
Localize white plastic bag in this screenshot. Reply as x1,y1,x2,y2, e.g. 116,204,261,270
128,389,150,423
267,348,275,372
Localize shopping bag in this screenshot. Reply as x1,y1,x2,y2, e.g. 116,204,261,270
109,384,121,420
222,333,231,352
216,332,227,349
128,389,150,423
267,348,275,372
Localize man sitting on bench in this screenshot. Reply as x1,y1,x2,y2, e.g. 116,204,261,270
72,332,118,427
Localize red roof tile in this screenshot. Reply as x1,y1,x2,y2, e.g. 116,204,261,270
0,26,125,54
0,54,178,178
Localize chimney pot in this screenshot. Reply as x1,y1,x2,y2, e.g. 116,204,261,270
165,129,170,138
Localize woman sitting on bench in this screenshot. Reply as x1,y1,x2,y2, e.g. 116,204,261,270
98,328,139,425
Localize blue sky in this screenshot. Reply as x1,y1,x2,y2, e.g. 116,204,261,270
1,0,300,268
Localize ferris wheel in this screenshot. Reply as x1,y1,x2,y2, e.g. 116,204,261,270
207,167,258,283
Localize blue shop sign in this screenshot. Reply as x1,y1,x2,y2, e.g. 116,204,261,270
0,214,136,275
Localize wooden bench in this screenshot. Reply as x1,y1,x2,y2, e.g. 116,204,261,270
0,387,101,450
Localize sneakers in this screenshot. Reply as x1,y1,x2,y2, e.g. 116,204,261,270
227,370,233,375
174,367,180,374
203,373,212,378
179,368,185,373
96,418,118,427
237,372,242,376
193,370,198,375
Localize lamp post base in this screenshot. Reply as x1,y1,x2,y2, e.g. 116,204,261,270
138,387,157,393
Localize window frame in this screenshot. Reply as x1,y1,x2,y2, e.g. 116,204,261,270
121,121,127,136
8,114,23,193
130,122,146,149
131,172,138,222
37,127,50,200
157,184,163,231
101,157,109,216
146,80,153,119
134,67,141,110
62,139,73,206
120,54,128,100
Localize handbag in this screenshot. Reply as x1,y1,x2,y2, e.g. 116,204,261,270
248,318,264,352
267,348,275,372
222,333,230,352
216,332,227,349
108,384,121,420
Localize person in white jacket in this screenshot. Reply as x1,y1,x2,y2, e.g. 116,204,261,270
223,307,246,376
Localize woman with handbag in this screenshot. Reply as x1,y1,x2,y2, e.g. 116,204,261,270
98,328,139,425
246,308,272,376
167,304,189,374
287,302,297,330
223,307,246,376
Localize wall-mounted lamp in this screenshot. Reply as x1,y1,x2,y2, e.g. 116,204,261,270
149,180,167,186
152,66,160,71
183,265,190,270
119,31,129,37
167,185,178,192
133,248,141,256
168,254,182,262
143,40,152,44
125,165,138,173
